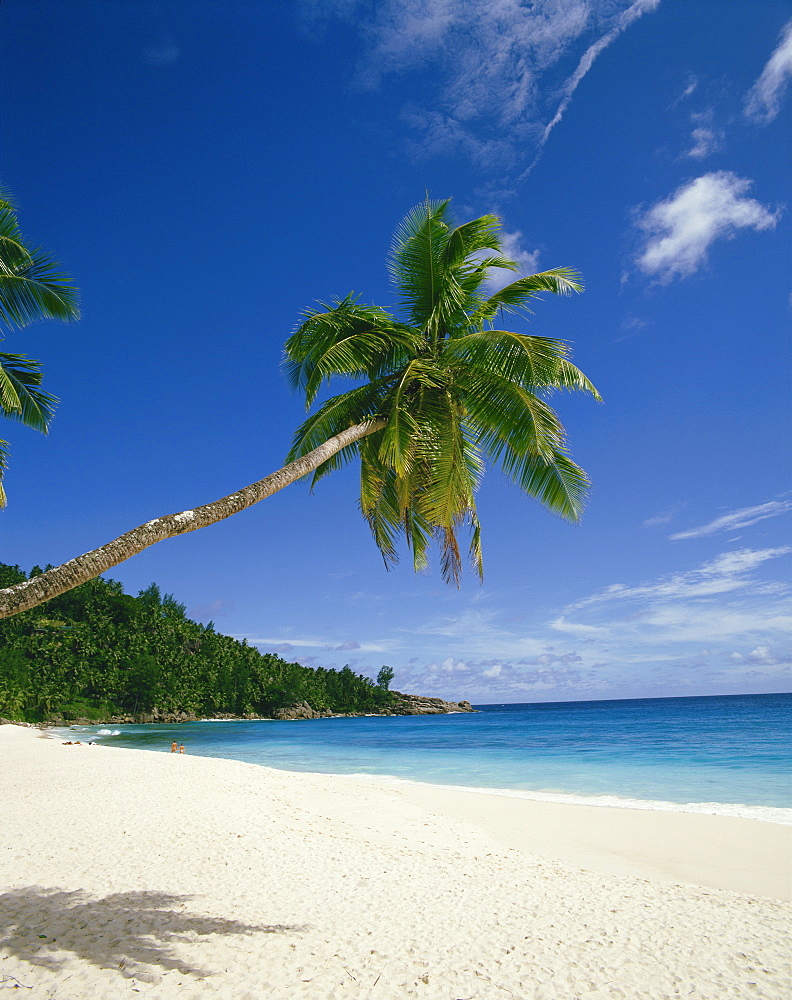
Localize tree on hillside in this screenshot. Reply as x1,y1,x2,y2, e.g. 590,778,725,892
0,198,599,619
376,666,395,690
0,191,79,505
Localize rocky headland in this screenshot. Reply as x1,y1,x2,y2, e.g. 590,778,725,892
1,692,475,728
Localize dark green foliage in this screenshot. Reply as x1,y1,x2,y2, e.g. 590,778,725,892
377,665,394,690
0,563,394,722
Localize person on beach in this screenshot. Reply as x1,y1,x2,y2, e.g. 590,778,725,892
171,741,178,753
179,745,185,754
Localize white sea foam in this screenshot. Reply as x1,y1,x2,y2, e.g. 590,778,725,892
333,772,792,825
197,717,275,723
46,726,121,740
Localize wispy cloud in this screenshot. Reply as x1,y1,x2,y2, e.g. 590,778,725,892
673,74,699,105
242,634,391,653
684,111,724,160
635,171,780,282
526,0,661,174
642,502,686,528
568,547,791,610
144,42,181,66
669,499,792,540
744,17,792,124
302,0,660,178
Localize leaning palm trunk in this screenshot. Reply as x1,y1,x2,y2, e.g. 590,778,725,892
0,418,384,619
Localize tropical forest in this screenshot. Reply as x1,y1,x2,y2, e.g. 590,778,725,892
0,562,396,723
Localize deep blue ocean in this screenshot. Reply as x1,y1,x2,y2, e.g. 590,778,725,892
59,693,792,823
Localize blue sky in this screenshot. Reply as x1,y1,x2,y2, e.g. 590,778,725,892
2,0,790,703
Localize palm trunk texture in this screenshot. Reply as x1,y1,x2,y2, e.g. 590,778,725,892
0,419,385,619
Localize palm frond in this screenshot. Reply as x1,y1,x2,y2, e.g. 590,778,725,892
468,512,483,581
505,448,590,522
402,504,434,574
442,215,504,270
285,197,596,584
444,329,601,399
359,439,402,569
388,199,452,333
472,267,582,326
0,203,79,329
378,359,448,475
462,365,589,519
458,367,565,465
437,523,463,587
284,296,415,406
0,353,57,431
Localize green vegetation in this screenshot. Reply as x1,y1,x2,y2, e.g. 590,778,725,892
0,190,80,506
376,665,394,690
0,563,394,723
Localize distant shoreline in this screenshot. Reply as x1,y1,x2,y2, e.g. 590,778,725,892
1,691,475,728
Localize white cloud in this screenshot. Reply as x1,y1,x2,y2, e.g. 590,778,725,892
550,617,608,636
427,656,469,675
635,172,780,282
744,18,792,124
670,499,792,540
303,0,660,175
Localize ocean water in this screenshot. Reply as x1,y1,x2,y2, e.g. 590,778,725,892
58,693,792,824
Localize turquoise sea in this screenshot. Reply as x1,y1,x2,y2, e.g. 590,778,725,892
58,692,792,824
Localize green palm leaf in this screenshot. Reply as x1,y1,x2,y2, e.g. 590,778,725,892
472,267,582,327
445,329,602,398
284,296,418,406
0,198,79,330
0,353,58,430
0,192,79,506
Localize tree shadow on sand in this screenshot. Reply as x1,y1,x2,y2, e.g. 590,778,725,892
0,886,305,983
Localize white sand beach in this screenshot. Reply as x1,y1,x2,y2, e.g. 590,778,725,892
1,724,789,999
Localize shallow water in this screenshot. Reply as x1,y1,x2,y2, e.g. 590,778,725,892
60,692,792,822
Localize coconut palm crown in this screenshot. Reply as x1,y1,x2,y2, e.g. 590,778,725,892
0,191,80,505
285,199,601,585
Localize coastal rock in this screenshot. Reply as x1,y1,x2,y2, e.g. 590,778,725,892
387,693,476,715
273,701,332,721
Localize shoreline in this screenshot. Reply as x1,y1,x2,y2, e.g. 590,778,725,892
2,724,790,998
51,722,792,828
314,772,792,826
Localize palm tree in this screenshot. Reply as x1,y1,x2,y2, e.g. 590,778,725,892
0,191,80,505
285,198,599,584
0,198,598,619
